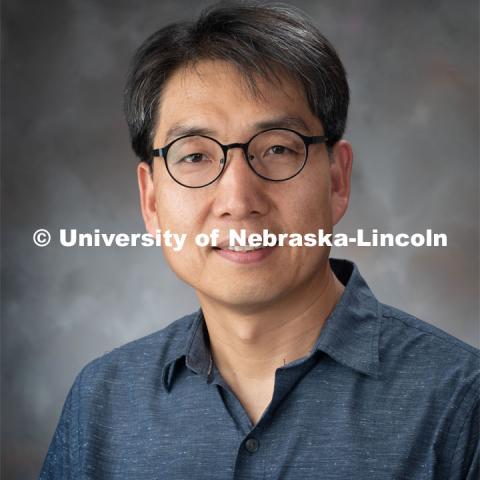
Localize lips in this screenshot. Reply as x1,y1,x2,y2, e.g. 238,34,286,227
210,230,276,265
218,245,265,252
213,234,278,250
213,244,276,264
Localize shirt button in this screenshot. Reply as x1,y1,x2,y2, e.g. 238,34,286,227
245,437,259,453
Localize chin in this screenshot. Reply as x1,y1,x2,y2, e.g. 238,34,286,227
201,282,286,310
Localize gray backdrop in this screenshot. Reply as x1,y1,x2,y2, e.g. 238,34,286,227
2,0,479,478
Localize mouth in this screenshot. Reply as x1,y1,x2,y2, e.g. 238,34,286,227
213,234,278,250
211,243,276,264
212,244,269,252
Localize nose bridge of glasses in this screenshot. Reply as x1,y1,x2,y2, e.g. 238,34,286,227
221,141,251,165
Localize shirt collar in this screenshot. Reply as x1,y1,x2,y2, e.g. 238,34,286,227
312,258,380,378
162,258,380,391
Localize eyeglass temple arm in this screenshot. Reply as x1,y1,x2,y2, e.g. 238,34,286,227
304,135,328,145
151,148,164,158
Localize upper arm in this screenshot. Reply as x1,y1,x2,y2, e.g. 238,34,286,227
38,376,81,480
449,397,479,480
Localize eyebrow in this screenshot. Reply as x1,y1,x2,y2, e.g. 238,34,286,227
163,115,312,145
164,125,216,144
254,115,311,133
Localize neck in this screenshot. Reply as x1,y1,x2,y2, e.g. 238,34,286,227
197,261,344,381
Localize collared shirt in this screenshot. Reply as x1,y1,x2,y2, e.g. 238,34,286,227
39,259,479,480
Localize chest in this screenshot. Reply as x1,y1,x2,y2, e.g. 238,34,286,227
79,363,447,480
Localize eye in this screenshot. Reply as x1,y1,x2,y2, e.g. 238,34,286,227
178,153,209,164
268,145,289,155
263,144,298,158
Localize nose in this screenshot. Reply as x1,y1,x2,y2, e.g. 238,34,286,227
211,146,271,220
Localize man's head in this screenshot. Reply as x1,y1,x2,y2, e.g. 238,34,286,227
124,1,350,164
125,1,353,314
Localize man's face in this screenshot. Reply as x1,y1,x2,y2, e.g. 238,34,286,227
138,60,351,311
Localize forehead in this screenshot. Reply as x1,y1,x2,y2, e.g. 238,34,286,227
155,60,323,143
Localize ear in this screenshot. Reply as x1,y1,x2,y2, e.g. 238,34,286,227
329,140,353,226
137,161,160,235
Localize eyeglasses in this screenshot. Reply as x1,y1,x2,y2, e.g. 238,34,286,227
151,127,328,188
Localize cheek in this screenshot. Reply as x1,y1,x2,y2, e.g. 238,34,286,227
153,176,202,233
153,181,209,284
281,168,333,233
157,213,205,289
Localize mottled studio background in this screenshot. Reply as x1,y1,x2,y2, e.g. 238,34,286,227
2,0,479,478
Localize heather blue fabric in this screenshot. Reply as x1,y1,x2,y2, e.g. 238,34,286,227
39,258,479,479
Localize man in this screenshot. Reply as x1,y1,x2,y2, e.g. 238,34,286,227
40,1,479,479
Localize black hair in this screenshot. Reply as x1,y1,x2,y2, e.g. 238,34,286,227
124,0,350,163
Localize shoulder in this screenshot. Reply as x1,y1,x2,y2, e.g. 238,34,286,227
380,303,479,364
378,303,479,401
379,304,479,474
73,312,197,393
377,304,479,478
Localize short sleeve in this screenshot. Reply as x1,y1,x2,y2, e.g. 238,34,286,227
38,379,80,479
449,397,479,480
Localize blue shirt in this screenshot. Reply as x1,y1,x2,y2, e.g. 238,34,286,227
39,259,479,479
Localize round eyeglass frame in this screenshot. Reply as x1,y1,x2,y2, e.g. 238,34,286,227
150,127,328,189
